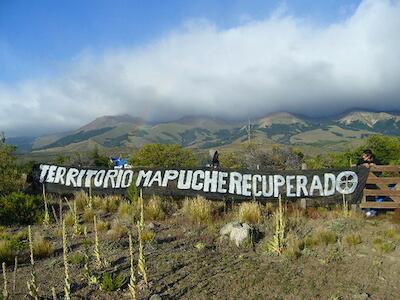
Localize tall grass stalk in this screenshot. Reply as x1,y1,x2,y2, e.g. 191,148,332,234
12,256,17,294
128,233,136,299
82,226,96,284
2,262,8,300
59,199,63,224
73,201,81,236
139,190,144,229
93,215,102,269
43,184,50,226
137,222,148,285
51,206,59,224
51,287,57,300
27,226,39,300
88,182,93,208
137,193,148,284
62,220,71,300
267,195,286,255
83,227,90,282
342,194,349,218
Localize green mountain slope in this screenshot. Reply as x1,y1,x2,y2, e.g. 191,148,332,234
13,110,399,155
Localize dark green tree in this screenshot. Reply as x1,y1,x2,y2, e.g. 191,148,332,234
129,144,198,168
0,144,22,195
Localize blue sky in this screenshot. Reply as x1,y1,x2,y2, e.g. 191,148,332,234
0,0,360,82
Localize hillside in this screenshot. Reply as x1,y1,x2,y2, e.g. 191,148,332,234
9,110,400,155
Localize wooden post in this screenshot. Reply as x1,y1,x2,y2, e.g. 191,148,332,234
351,204,359,214
300,198,307,209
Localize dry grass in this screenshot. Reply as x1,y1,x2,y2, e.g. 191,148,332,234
75,190,90,211
82,208,95,223
145,196,165,221
141,230,156,243
383,226,400,241
373,238,396,253
238,202,261,224
106,219,127,241
181,196,212,226
96,220,110,232
14,229,28,241
92,196,103,210
32,234,53,259
344,233,362,247
64,211,75,227
282,234,304,260
0,240,13,263
305,229,337,248
100,195,122,213
117,201,136,222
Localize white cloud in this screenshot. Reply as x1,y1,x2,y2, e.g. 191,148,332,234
1,0,400,136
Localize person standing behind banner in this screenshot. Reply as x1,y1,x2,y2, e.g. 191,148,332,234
212,151,220,169
356,149,381,168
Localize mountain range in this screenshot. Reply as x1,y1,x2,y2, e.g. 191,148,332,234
8,111,400,155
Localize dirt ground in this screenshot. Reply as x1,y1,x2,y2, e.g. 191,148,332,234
2,205,400,300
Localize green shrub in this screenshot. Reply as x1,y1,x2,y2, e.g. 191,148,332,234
364,135,400,165
0,240,13,264
373,238,396,253
0,192,43,225
0,144,22,196
100,272,127,291
69,252,85,265
127,183,138,206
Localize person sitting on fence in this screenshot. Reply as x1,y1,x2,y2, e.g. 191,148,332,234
356,150,395,217
356,149,381,168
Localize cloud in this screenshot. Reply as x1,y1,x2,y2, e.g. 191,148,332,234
1,0,400,136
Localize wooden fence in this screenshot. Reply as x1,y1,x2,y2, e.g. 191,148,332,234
360,165,400,209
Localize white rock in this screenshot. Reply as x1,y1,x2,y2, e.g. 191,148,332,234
229,223,251,247
219,221,241,236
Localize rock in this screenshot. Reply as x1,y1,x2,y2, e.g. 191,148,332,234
150,294,162,300
220,222,252,246
146,222,156,230
229,223,251,246
219,221,241,236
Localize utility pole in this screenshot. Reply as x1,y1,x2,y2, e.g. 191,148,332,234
0,131,5,145
246,118,252,143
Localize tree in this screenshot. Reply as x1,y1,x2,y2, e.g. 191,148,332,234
364,135,400,165
90,147,110,167
219,151,243,169
0,144,22,195
129,144,198,168
240,143,302,170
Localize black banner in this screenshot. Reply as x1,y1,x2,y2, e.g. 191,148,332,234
31,164,369,203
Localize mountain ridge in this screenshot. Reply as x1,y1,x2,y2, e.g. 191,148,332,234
8,110,400,154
